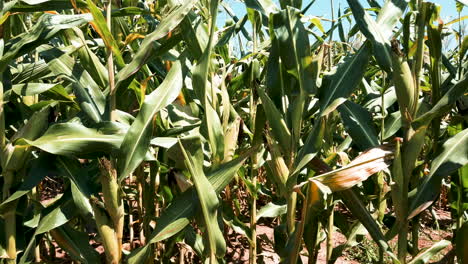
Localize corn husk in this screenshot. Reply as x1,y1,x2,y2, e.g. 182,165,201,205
391,43,417,123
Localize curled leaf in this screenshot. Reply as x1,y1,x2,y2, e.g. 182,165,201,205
295,144,394,192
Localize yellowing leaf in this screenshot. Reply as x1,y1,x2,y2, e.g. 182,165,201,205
123,33,145,46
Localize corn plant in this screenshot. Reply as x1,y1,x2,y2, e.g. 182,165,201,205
0,0,467,263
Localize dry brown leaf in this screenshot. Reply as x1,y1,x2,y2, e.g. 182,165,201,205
295,144,394,192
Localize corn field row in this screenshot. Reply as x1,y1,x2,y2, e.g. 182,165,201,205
0,0,467,263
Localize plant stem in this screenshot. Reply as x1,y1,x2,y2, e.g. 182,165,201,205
308,220,321,264
412,0,426,116
287,192,297,235
328,0,335,71
98,158,123,263
136,165,146,245
394,2,427,262
457,170,463,230
2,170,17,264
4,200,17,264
32,186,42,262
397,131,414,264
248,87,258,263
326,202,334,262
249,12,259,264
106,0,116,122
249,172,257,264
378,73,387,223
128,199,134,249
0,73,5,152
397,196,408,261
291,191,308,264
103,2,123,262
411,215,420,255
458,9,463,77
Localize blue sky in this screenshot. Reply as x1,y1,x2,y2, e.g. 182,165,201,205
216,0,466,55
219,0,464,23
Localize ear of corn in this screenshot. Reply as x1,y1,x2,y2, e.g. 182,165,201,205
391,40,417,125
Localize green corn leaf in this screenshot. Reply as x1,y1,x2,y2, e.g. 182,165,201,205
11,83,59,96
65,28,109,88
319,0,407,115
35,197,77,235
115,0,196,90
11,103,50,141
338,8,347,42
203,101,225,164
107,7,150,17
408,128,468,219
191,0,218,103
56,157,94,216
456,221,468,263
11,60,51,84
127,148,254,263
320,46,371,116
412,73,468,129
292,117,325,176
256,202,287,221
1,105,51,171
269,6,316,148
41,47,106,123
220,2,252,41
338,189,399,262
178,137,226,259
85,0,125,68
216,14,249,47
23,122,124,157
117,60,185,181
347,0,392,72
257,87,292,156
0,154,53,206
401,126,427,180
180,11,209,60
8,0,87,12
338,101,379,150
407,240,451,264
0,13,93,72
245,0,279,16
49,225,100,264
460,35,468,60
270,6,316,95
18,236,37,264
265,37,284,109
381,110,402,140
